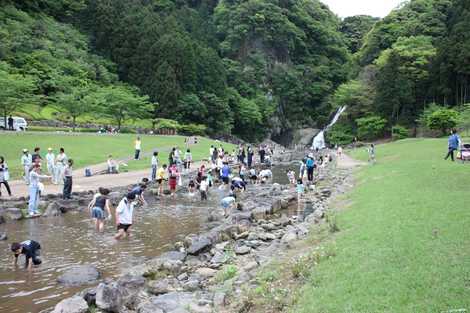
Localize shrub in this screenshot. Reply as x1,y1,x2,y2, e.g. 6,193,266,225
356,115,387,140
216,265,238,282
178,123,207,136
391,125,409,140
326,123,354,146
426,108,459,135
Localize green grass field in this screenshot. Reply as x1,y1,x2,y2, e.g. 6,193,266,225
294,138,470,312
0,132,235,179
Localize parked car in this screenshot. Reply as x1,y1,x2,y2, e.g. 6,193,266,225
0,116,28,131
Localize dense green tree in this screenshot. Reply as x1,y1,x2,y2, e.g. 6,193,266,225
426,108,459,135
340,15,379,53
54,87,94,131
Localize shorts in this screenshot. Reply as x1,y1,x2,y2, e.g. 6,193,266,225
222,176,229,184
117,223,132,232
200,190,207,200
250,175,257,180
92,207,105,220
157,179,163,184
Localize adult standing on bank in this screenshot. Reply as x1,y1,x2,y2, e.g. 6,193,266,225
306,154,315,183
45,148,55,177
134,136,142,160
31,147,42,165
0,156,12,197
151,151,158,182
28,164,50,216
444,129,460,162
55,148,68,185
63,159,73,199
184,149,192,172
8,116,14,131
21,149,32,185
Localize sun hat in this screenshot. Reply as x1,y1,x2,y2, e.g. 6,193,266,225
23,148,28,152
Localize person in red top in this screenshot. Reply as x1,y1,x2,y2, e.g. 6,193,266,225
168,164,179,197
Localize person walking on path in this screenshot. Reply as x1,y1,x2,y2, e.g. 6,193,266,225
88,187,113,232
28,164,50,217
63,159,73,199
444,129,460,162
247,146,254,168
45,148,55,177
134,136,142,160
21,149,32,185
368,144,376,164
306,154,315,183
115,193,136,240
151,151,158,182
0,156,12,197
55,148,68,185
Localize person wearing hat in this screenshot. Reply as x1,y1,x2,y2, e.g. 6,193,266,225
21,149,32,185
54,148,68,185
45,148,55,178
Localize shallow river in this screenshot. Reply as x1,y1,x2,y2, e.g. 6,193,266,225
0,195,220,313
0,164,298,313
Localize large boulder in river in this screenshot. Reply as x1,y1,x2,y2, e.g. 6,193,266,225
5,208,23,220
149,292,197,313
57,265,100,286
96,275,145,312
185,236,212,255
43,202,61,217
51,296,89,313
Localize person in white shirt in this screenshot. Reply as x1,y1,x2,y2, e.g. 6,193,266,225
199,176,208,201
28,164,51,216
259,169,273,183
21,149,32,184
54,148,68,185
45,148,55,177
115,193,136,240
107,155,119,174
151,151,158,182
184,149,192,173
134,137,142,160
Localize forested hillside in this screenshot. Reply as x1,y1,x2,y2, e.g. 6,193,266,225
329,0,470,144
1,0,469,142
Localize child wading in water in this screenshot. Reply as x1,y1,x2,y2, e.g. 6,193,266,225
199,176,208,201
88,187,113,232
296,179,305,201
115,193,136,240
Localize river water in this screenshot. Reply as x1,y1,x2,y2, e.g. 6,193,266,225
0,164,298,313
0,195,220,313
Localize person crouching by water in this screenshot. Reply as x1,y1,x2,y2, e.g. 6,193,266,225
63,159,73,200
88,187,113,232
115,193,136,240
11,240,41,270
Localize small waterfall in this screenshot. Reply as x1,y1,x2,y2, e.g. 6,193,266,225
312,106,347,150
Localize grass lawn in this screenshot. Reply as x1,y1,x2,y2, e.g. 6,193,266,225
294,138,470,312
0,132,235,179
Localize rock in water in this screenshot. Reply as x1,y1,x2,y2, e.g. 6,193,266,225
43,202,61,217
51,296,88,313
234,245,251,255
186,237,212,255
5,208,23,220
96,282,123,312
57,265,100,286
0,233,7,241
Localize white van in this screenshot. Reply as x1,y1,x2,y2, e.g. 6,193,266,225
0,116,28,131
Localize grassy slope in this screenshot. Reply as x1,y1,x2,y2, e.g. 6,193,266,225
294,138,470,312
0,132,234,179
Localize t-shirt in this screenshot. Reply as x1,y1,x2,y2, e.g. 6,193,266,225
221,165,231,178
296,184,305,194
116,197,134,224
151,156,158,166
46,153,55,165
20,240,41,260
157,168,166,180
200,180,208,192
306,158,314,168
94,195,107,209
249,169,256,176
259,169,272,178
130,186,143,196
221,196,235,208
32,153,42,163
135,140,141,150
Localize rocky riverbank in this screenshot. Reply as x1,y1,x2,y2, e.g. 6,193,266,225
38,149,355,313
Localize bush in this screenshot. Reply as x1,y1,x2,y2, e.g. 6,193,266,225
356,115,387,140
326,123,354,146
426,108,459,136
178,123,207,136
391,125,409,140
153,118,181,131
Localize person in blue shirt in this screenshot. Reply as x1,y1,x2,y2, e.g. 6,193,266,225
220,162,231,185
305,155,315,182
445,129,460,162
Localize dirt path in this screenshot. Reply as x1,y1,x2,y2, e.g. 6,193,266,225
336,153,366,169
5,160,204,198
